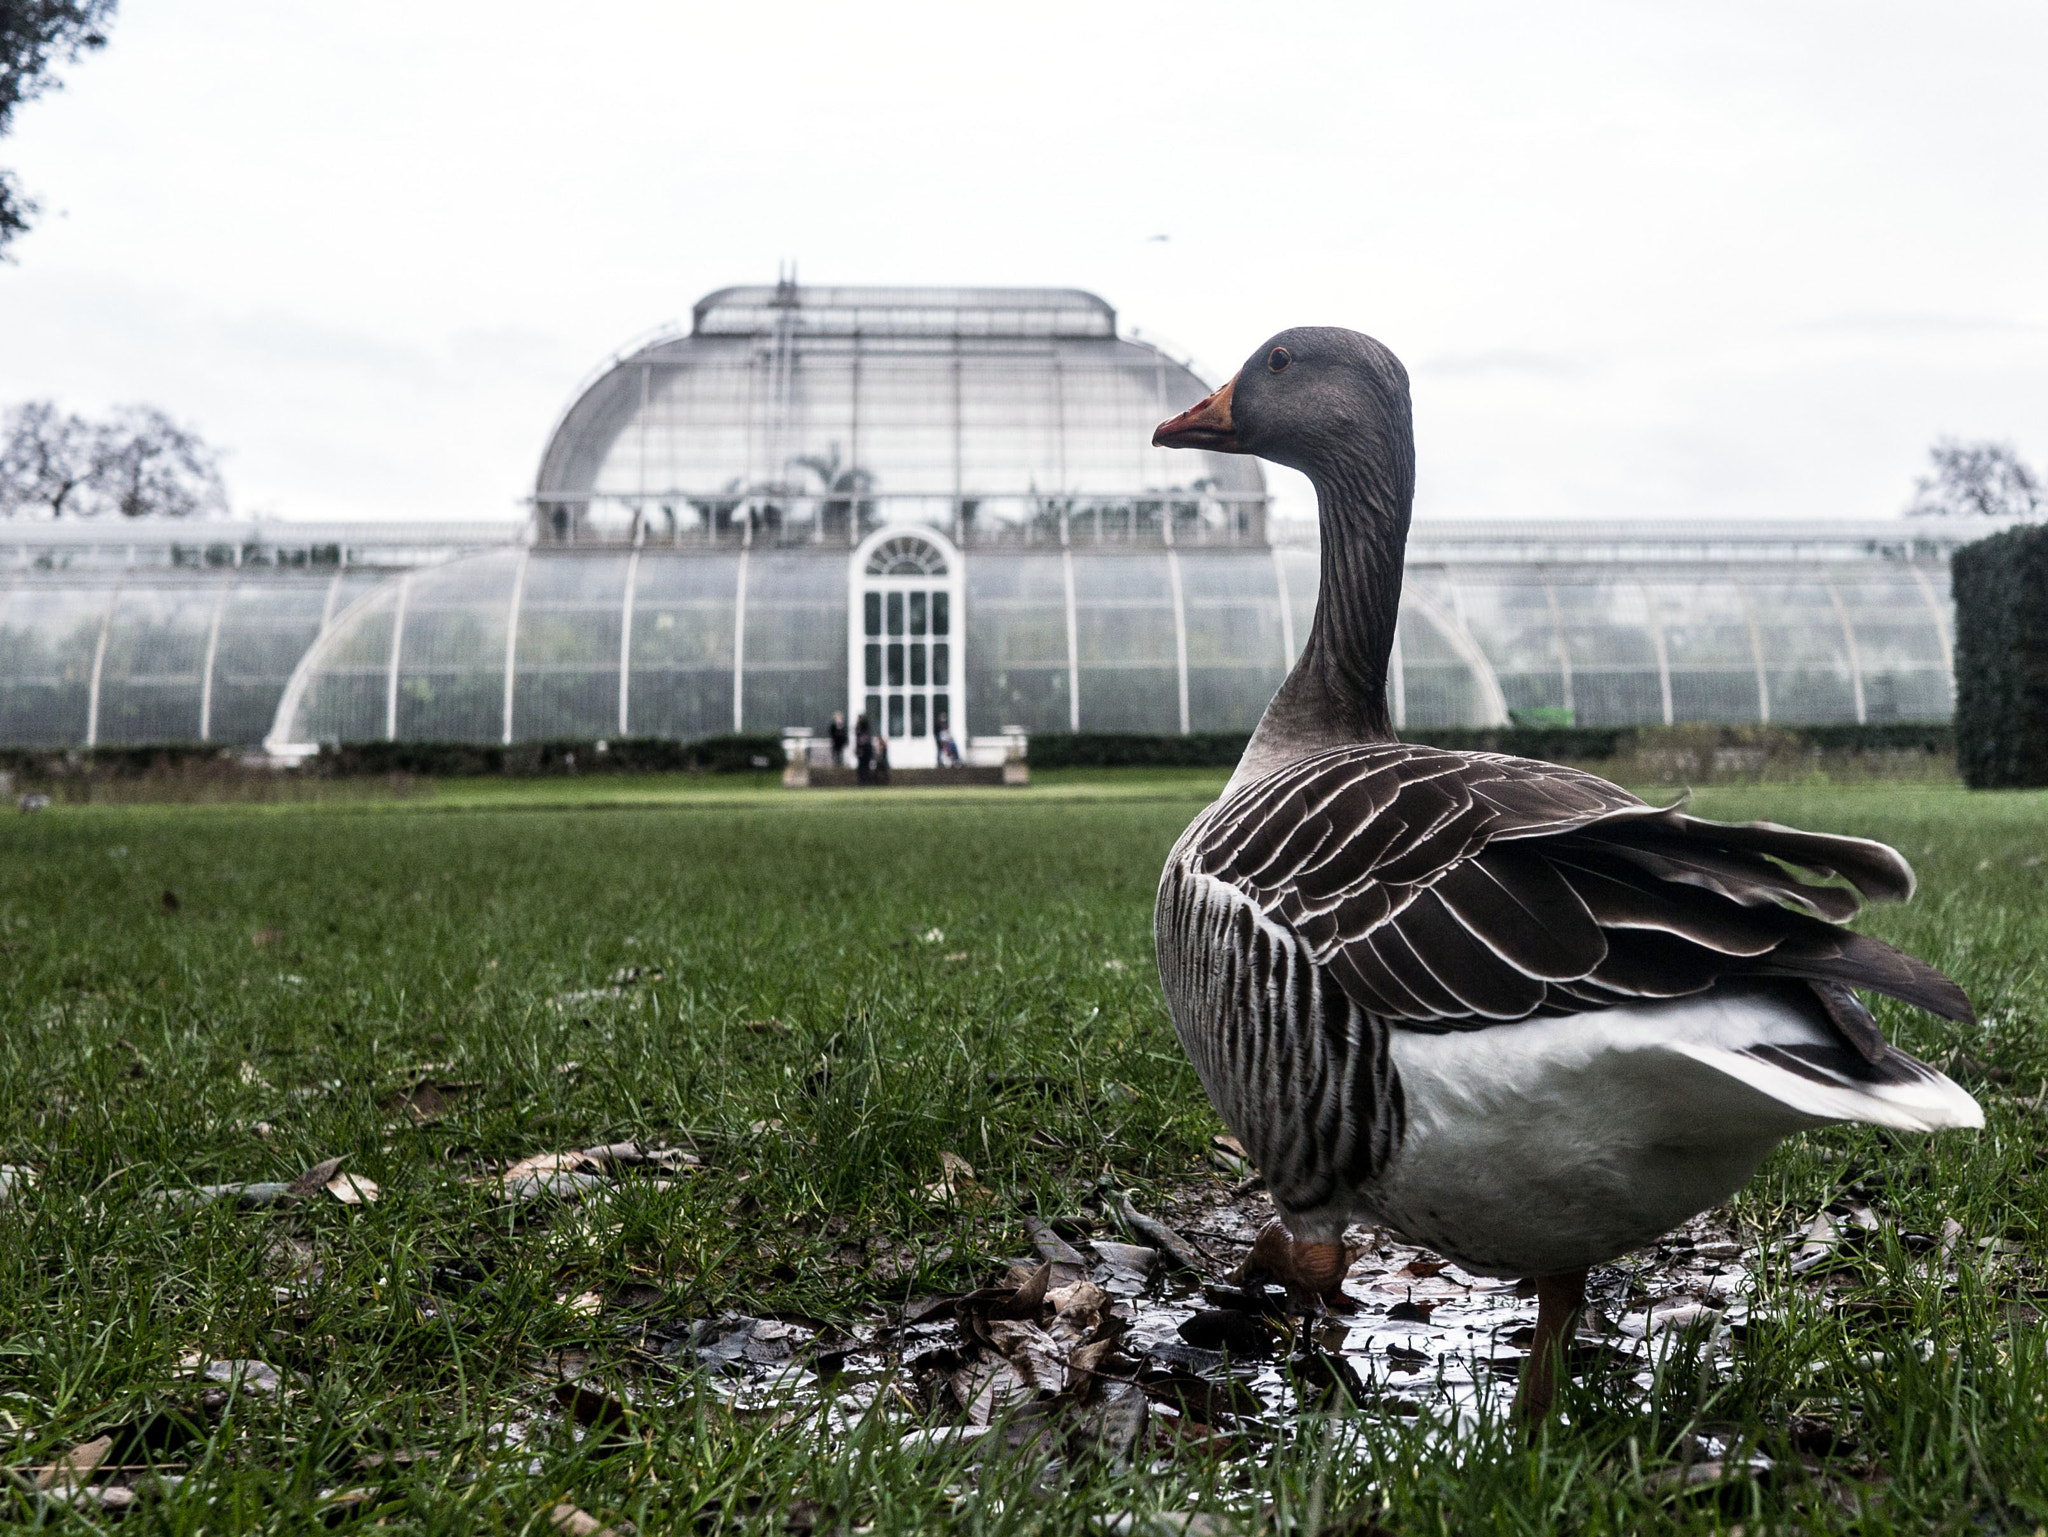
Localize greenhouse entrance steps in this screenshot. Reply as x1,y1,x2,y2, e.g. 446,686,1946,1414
781,763,1025,789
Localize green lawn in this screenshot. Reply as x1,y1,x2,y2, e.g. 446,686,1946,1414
1,775,2045,1533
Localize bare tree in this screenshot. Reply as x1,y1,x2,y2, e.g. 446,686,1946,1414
0,399,228,517
0,399,94,514
91,405,227,517
1905,437,2044,520
1,1,118,255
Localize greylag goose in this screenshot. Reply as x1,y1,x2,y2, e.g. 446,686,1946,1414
1151,328,1981,1419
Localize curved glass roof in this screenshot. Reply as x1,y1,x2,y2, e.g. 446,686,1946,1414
533,283,1267,550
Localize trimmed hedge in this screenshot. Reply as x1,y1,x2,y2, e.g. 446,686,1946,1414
1024,724,1953,771
1023,732,1252,769
311,735,786,777
1953,525,2048,789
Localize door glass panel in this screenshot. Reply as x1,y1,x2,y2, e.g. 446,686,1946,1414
934,692,950,733
910,643,927,686
864,592,881,636
888,694,904,736
887,643,904,687
932,592,949,635
911,696,927,736
886,592,903,635
864,692,880,727
864,643,881,687
909,592,927,635
932,642,949,686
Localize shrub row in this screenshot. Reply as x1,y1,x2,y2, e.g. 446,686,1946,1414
1952,525,2048,789
0,734,789,782
310,735,787,777
1023,723,1953,771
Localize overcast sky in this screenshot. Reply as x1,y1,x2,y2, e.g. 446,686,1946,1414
1,0,2043,527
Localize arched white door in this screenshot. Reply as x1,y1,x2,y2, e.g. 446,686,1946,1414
849,527,964,770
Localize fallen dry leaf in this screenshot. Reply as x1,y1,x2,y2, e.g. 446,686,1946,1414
923,1151,982,1204
252,927,284,949
177,1356,300,1395
559,1289,604,1315
503,1150,599,1183
0,1164,37,1204
286,1156,347,1202
35,1433,113,1490
743,1018,790,1035
325,1172,379,1205
549,1504,628,1537
1114,1193,1202,1272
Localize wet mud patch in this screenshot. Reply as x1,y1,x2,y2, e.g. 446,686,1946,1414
566,1184,1762,1465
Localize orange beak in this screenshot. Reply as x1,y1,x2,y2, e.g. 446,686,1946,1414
1153,374,1241,451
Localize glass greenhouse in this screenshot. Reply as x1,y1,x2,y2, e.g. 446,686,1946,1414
0,287,1984,756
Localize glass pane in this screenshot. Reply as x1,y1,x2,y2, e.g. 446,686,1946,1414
514,553,627,741
863,692,880,728
932,591,950,635
864,592,881,636
963,552,1067,736
910,643,927,686
886,592,903,636
628,550,738,741
911,695,927,736
888,694,904,735
741,551,846,736
909,591,927,635
934,692,950,732
864,643,881,686
1073,553,1177,732
887,643,904,687
933,642,949,686
1179,551,1288,733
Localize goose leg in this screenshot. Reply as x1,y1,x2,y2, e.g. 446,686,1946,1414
1514,1269,1588,1424
1241,1219,1360,1312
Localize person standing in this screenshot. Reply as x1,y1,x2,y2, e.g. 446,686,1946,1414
873,729,891,786
828,711,848,766
854,713,874,785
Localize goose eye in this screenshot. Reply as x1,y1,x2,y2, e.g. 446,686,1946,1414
1267,347,1292,373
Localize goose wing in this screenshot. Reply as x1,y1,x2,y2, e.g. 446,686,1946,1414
1179,742,1972,1045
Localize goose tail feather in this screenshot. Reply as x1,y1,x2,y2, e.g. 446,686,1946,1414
1667,1038,1983,1133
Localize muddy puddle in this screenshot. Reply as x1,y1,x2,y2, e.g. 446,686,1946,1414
597,1188,1757,1462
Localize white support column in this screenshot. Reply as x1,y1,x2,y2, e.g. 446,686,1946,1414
85,584,121,749
318,569,346,633
1907,564,1954,673
1270,546,1296,667
500,549,530,746
198,578,232,742
618,548,640,736
1389,615,1406,731
385,573,412,742
732,548,750,733
1821,574,1867,725
1539,572,1575,721
1166,549,1191,734
1734,580,1771,724
1061,546,1080,731
1636,579,1674,726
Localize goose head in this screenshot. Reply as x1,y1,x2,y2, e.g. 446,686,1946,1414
1155,327,1417,754
1153,326,1414,524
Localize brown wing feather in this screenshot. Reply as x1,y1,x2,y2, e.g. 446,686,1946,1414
1179,743,1974,1058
